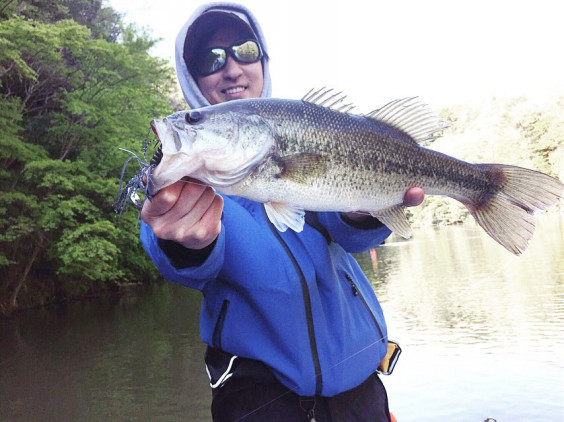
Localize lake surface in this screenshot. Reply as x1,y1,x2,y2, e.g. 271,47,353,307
1,214,562,422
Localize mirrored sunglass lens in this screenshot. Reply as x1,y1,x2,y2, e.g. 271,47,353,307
200,48,226,75
233,41,260,62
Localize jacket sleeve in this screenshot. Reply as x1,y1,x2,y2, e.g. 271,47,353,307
139,220,225,291
317,212,392,253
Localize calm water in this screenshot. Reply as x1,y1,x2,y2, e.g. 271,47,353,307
1,214,563,422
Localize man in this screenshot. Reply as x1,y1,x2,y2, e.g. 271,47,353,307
141,3,423,421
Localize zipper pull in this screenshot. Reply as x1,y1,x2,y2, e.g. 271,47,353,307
300,397,316,422
351,283,359,296
308,410,316,422
345,274,359,296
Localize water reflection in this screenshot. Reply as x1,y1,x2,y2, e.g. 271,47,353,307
0,285,210,422
0,214,562,422
362,213,564,422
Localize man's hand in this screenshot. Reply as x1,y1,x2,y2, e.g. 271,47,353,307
402,186,425,207
140,178,223,250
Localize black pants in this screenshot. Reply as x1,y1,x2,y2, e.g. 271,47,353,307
206,347,392,422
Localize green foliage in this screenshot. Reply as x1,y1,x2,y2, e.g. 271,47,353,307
0,96,48,165
408,196,468,228
0,5,174,314
0,192,40,247
55,221,123,284
1,0,122,41
518,109,564,177
1,3,561,314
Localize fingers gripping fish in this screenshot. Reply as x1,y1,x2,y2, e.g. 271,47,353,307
117,89,564,255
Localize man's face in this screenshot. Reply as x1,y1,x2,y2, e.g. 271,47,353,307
197,28,264,105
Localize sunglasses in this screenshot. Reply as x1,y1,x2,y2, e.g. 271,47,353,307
196,39,262,76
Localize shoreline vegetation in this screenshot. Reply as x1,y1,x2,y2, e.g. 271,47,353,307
1,3,562,316
408,95,564,228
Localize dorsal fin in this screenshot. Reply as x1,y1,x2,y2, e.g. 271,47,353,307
364,97,446,144
302,89,446,143
302,87,356,114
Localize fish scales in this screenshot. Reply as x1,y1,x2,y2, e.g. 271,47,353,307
241,99,494,209
133,93,563,255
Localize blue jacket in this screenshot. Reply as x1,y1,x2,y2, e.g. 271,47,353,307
141,195,391,397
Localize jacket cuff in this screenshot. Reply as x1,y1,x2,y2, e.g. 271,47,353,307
140,221,225,290
318,212,391,253
157,238,217,269
340,213,385,230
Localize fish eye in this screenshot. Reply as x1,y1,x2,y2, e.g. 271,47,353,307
186,110,202,124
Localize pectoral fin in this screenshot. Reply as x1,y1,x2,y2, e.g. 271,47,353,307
371,205,412,238
277,153,327,184
264,202,305,232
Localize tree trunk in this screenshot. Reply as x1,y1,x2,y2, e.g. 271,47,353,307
5,235,43,317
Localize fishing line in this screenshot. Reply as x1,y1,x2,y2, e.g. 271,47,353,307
232,332,390,421
231,233,517,421
145,180,514,310
177,178,214,189
234,258,515,421
465,257,513,289
124,178,518,419
130,140,520,418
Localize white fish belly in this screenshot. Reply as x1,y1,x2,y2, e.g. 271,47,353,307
220,175,403,213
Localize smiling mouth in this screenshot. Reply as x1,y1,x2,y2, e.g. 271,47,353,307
223,86,246,95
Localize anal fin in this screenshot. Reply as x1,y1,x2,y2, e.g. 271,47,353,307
264,202,306,232
371,205,412,238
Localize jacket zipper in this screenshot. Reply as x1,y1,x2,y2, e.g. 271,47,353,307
345,274,385,343
212,299,230,350
264,207,323,396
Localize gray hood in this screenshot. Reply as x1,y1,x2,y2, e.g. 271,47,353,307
175,2,272,108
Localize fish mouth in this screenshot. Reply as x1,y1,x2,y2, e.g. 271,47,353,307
149,118,187,158
150,120,160,141
148,121,163,168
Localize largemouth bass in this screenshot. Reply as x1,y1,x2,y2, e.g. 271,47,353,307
123,90,563,255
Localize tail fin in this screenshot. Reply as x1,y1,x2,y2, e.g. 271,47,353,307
469,164,563,255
